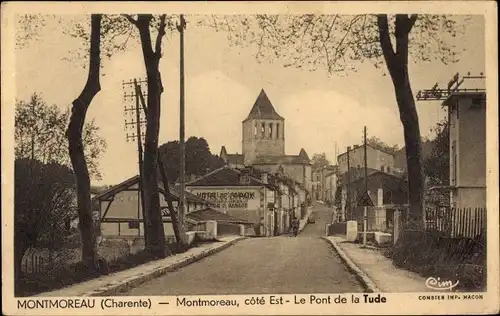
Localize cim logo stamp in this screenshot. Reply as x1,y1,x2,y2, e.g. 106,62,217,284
425,277,460,291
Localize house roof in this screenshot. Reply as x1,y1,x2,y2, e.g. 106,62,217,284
94,175,213,205
227,154,244,165
186,207,253,225
252,149,311,165
220,146,244,165
185,165,274,188
347,171,407,192
243,89,284,122
338,168,391,186
338,144,396,158
441,91,486,107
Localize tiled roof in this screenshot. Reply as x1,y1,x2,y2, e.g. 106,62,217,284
252,154,310,165
95,175,213,205
337,167,380,186
187,208,252,225
243,89,284,122
167,185,212,204
345,171,407,192
185,166,271,188
227,154,244,165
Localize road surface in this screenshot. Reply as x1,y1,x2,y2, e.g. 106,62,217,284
120,203,363,295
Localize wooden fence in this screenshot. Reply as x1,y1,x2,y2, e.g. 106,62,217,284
424,207,486,239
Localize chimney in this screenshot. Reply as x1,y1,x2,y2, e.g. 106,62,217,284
240,168,250,184
261,171,268,184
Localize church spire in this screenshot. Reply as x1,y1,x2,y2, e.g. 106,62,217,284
243,89,284,122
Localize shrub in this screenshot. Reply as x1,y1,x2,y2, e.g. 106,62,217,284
385,229,486,291
16,240,188,296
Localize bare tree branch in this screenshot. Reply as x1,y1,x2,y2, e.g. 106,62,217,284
377,14,396,69
154,14,167,57
409,14,418,31
122,14,138,26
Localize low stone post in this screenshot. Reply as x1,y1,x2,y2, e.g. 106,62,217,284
206,220,218,239
393,211,400,245
346,220,358,242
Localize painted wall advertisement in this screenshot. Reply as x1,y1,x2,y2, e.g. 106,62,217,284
193,190,259,209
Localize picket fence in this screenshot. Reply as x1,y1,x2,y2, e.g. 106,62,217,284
424,207,486,239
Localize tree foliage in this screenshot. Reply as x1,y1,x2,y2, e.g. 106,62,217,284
366,136,399,154
311,152,330,169
14,159,75,278
423,120,449,186
15,93,107,180
159,136,225,182
202,14,466,74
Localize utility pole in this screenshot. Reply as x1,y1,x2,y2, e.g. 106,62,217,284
177,14,187,243
123,78,148,243
363,126,368,247
346,146,351,221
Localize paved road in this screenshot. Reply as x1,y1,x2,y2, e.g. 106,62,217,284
120,203,363,295
300,202,334,237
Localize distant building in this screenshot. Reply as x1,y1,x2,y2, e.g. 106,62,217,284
337,144,396,176
186,165,305,237
347,171,408,232
220,89,313,198
312,165,338,203
220,146,244,169
336,167,381,221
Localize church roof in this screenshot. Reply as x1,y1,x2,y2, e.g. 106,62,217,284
252,155,311,165
243,89,284,122
227,154,244,165
251,148,311,165
220,146,244,165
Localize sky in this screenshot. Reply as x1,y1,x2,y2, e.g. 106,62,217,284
14,14,485,186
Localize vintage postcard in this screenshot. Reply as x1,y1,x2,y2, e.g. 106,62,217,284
2,1,499,315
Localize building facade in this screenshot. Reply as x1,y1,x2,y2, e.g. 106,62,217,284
186,165,303,236
337,145,395,175
347,172,408,232
312,165,338,203
444,91,486,208
95,176,213,238
220,89,312,198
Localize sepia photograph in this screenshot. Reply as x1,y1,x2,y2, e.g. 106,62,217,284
2,1,498,315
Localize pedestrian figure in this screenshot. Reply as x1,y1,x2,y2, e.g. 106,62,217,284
291,217,299,237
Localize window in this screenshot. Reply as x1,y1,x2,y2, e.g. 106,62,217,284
276,123,280,138
269,123,273,138
387,166,391,173
383,190,392,205
261,123,265,138
128,221,139,229
240,174,250,184
381,166,385,172
254,123,257,137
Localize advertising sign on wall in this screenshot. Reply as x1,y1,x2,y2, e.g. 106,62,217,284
194,190,258,209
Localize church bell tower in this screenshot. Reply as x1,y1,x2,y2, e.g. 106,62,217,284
242,89,285,165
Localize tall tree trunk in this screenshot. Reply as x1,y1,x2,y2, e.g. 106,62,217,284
158,153,184,249
138,84,184,250
66,14,102,267
377,14,424,228
133,14,167,258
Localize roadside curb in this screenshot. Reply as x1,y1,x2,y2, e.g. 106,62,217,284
85,237,245,296
321,237,381,293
